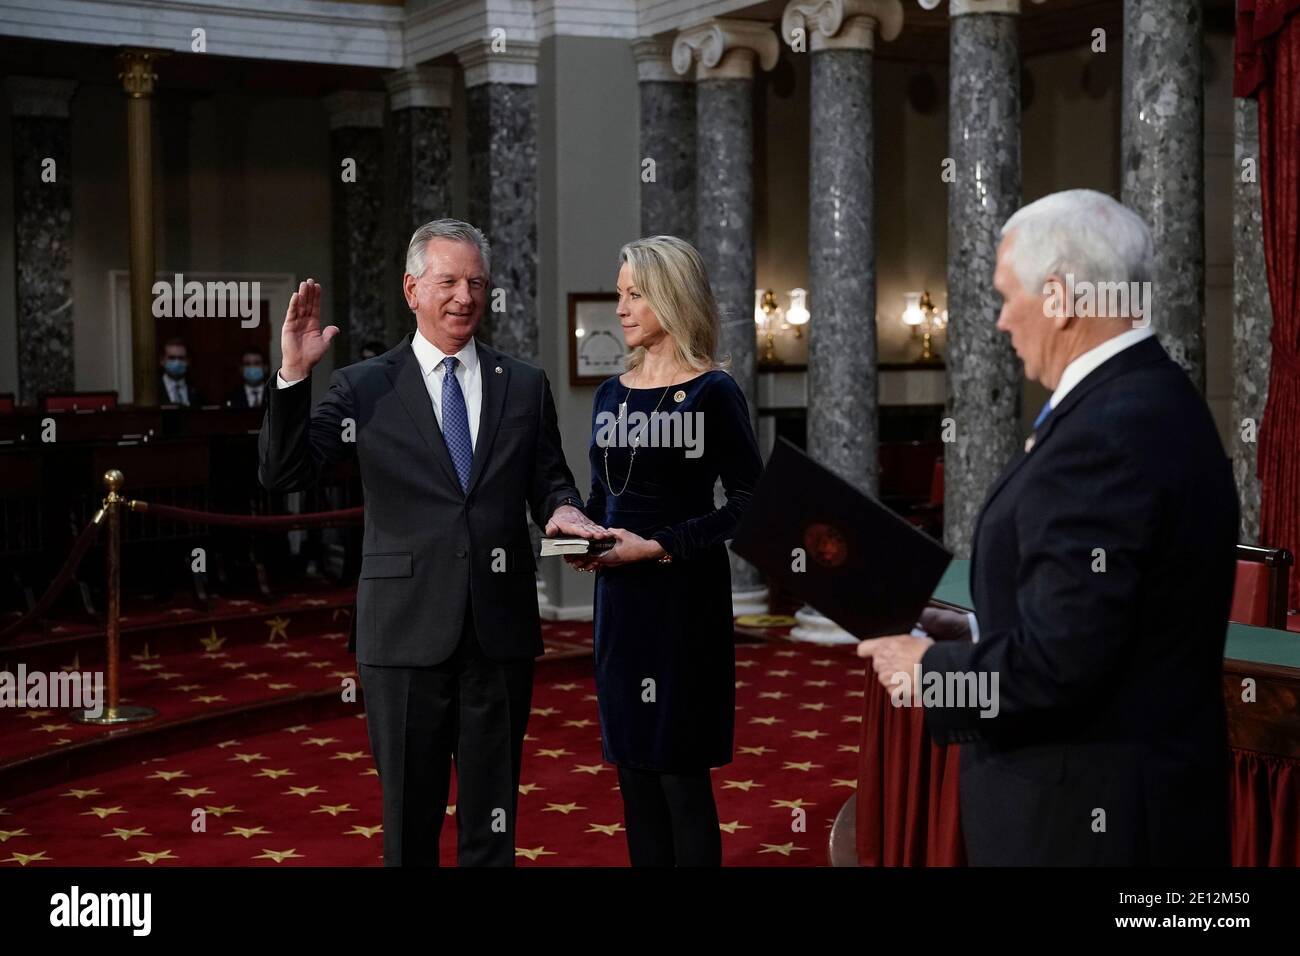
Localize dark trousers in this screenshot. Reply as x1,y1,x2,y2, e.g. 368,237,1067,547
359,610,534,867
616,765,722,867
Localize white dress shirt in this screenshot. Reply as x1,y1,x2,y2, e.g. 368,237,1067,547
244,383,266,407
276,330,482,449
164,377,190,405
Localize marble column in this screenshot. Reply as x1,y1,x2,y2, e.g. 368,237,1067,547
385,67,454,329
324,91,387,363
1121,0,1205,389
780,0,902,644
674,19,779,614
457,41,540,365
5,77,76,405
632,38,696,243
942,0,1024,559
1233,99,1271,544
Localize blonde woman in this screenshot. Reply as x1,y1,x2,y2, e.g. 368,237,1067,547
567,236,762,866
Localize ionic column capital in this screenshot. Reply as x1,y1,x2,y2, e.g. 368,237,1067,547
918,0,1045,16
781,0,904,52
631,37,690,82
384,66,454,110
456,39,540,88
672,19,779,81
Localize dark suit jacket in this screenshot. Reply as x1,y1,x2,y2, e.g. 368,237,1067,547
922,335,1237,865
159,377,202,407
258,333,582,666
226,384,267,409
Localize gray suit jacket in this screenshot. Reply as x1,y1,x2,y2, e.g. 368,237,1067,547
258,333,582,666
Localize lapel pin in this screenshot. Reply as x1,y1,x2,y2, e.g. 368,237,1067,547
673,389,686,403
494,366,502,374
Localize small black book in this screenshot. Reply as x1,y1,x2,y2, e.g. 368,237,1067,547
539,537,617,558
730,437,953,639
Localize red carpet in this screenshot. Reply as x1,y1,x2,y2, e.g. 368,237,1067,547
0,639,864,866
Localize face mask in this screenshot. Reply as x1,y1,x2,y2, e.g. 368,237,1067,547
243,366,266,385
164,359,188,378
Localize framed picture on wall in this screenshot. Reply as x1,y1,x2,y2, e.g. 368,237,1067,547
568,292,625,386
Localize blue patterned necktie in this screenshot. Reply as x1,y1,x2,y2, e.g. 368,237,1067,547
1033,399,1052,431
440,356,473,492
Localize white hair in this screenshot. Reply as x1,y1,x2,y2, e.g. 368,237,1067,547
405,219,492,278
1000,189,1153,310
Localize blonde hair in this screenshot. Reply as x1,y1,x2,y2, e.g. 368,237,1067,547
618,235,726,374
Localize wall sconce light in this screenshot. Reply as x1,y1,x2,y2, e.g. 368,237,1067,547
755,288,812,365
901,290,947,362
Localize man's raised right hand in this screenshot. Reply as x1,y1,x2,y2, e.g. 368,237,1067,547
280,279,337,382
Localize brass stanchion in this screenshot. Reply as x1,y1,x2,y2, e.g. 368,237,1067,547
76,469,157,724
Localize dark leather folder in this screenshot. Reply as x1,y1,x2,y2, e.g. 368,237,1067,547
731,437,953,639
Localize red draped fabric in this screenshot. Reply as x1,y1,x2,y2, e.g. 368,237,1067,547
855,676,1300,866
1236,0,1300,607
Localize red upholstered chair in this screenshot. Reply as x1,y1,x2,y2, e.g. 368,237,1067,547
1230,545,1293,630
39,391,118,413
0,393,14,414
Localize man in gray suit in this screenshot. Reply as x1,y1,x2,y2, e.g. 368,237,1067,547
259,219,606,866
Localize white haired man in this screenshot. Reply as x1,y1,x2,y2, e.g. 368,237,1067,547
859,189,1238,865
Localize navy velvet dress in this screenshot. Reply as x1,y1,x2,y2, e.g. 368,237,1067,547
584,369,763,772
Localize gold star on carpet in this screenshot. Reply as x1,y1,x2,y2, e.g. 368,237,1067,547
265,616,290,643
226,826,271,839
267,683,297,691
328,671,354,679
832,778,858,789
345,825,382,838
585,823,624,836
228,753,266,764
200,628,225,653
361,768,378,776
284,786,324,798
735,660,757,668
571,764,609,775
841,715,863,723
845,689,865,698
19,709,53,720
306,661,333,669
0,828,29,843
281,651,310,659
804,679,833,687
330,751,366,762
798,702,828,711
721,779,763,791
175,684,202,692
542,802,586,815
253,768,294,780
792,729,827,740
301,599,328,606
847,668,866,676
838,744,860,754
193,695,227,705
175,787,213,798
155,672,182,680
582,693,598,701
765,669,793,678
253,848,302,862
749,716,783,726
203,805,241,818
738,745,774,756
312,804,358,817
759,843,807,856
283,725,309,734
534,748,572,759
240,672,272,681
136,662,164,672
782,761,822,772
515,846,555,861
216,739,242,749
550,682,581,691
518,783,543,795
130,643,159,661
80,806,126,819
128,850,176,864
102,827,150,841
4,850,50,865
771,798,809,810
757,691,788,700
774,649,800,657
147,770,188,781
531,707,559,717
34,723,71,733
61,788,101,799
735,680,750,688
219,661,248,670
563,719,594,729
718,820,751,834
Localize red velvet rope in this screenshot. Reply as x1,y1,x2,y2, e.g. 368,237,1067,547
135,502,363,530
0,517,102,644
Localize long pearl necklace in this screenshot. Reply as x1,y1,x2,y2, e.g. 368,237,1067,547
604,381,673,497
